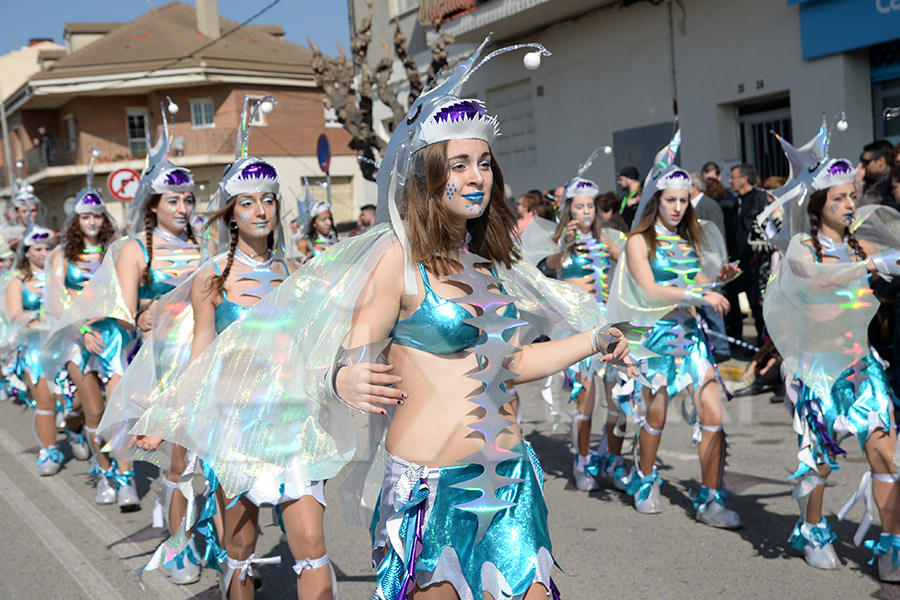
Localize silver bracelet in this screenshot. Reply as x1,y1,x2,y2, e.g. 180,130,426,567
682,286,706,307
328,340,391,404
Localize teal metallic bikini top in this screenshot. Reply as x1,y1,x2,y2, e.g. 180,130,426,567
136,239,175,300
390,262,517,356
20,272,44,311
212,257,287,334
64,261,95,291
648,226,701,286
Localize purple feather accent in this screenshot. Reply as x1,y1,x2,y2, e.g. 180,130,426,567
575,181,593,189
239,162,277,181
664,170,690,181
81,193,102,206
809,413,847,458
549,577,562,599
827,159,853,176
165,169,192,186
433,100,486,124
32,233,49,241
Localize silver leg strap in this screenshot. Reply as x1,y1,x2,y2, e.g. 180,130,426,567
83,425,100,446
34,408,56,416
220,553,282,600
640,419,662,436
692,423,722,446
293,555,337,599
837,471,900,546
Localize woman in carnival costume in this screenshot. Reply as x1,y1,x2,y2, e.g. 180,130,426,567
296,196,338,262
544,156,627,492
95,104,206,584
3,224,86,475
604,130,742,528
40,150,139,509
127,95,336,599
131,37,634,600
759,116,900,578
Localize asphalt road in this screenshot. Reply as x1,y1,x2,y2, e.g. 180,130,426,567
1,359,897,600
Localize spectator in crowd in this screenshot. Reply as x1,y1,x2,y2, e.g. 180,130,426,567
616,165,641,227
746,175,787,338
704,176,737,253
548,184,565,211
891,142,900,167
688,173,726,237
727,163,768,348
289,217,303,251
594,191,629,232
349,203,376,237
504,183,516,215
515,191,543,234
32,126,57,167
702,161,738,205
858,140,897,208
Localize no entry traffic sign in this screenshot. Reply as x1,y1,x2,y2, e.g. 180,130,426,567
316,134,331,174
106,168,141,201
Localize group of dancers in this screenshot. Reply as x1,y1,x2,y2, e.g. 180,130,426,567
1,35,900,598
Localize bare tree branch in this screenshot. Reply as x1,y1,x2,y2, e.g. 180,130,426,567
392,16,423,108
425,21,454,87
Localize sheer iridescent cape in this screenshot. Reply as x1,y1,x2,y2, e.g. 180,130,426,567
130,223,607,507
38,238,133,377
604,220,728,326
762,205,900,405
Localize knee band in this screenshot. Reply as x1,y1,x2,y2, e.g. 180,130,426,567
292,554,330,574
34,408,55,416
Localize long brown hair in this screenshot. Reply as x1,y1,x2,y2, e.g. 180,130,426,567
203,194,281,296
404,140,519,276
806,188,867,262
142,193,198,285
552,193,603,244
16,250,34,280
629,190,707,257
63,214,116,263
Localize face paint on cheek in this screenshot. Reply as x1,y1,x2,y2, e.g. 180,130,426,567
465,202,484,214
445,182,458,203
830,202,840,214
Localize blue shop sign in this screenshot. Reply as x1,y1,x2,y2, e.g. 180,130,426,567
790,0,900,60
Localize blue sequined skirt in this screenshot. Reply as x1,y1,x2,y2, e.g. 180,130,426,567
642,312,711,397
794,353,898,465
82,318,132,378
14,328,44,385
371,441,556,600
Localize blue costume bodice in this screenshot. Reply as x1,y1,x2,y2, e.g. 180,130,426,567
648,227,701,286
390,262,516,355
135,239,176,300
20,273,44,311
65,259,97,291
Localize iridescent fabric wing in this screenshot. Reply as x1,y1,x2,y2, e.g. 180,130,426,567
762,233,876,402
517,217,557,267
697,220,728,281
98,264,205,462
131,227,398,498
39,238,133,377
852,205,900,250
43,247,71,324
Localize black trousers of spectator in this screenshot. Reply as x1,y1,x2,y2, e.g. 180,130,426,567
724,261,765,347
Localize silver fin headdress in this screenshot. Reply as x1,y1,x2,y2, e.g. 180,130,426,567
373,34,551,295
128,102,194,235
756,113,850,242
73,148,110,217
204,95,284,258
631,129,690,229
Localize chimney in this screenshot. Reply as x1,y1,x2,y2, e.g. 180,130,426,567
196,0,221,39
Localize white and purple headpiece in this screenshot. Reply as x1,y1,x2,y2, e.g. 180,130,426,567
73,148,109,217
631,129,689,229
22,225,53,248
128,102,194,234
374,34,551,294
11,159,42,214
564,177,600,200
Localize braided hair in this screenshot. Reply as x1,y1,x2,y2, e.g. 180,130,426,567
807,188,867,263
141,194,199,285
203,197,278,296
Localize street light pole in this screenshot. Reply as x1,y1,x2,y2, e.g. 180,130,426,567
0,82,15,192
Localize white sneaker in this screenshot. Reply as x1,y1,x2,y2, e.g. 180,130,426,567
117,476,140,512
37,447,64,476
68,431,91,461
168,538,201,585
573,454,599,491
630,468,662,514
95,474,117,505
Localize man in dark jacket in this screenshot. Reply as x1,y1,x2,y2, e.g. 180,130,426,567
726,163,768,348
858,140,898,209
